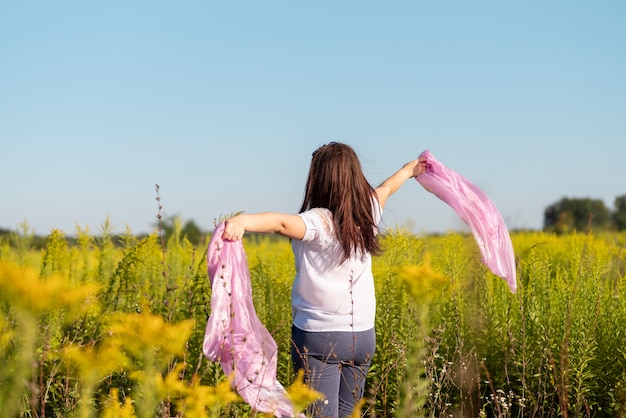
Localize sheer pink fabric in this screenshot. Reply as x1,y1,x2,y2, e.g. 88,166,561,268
415,150,517,293
203,222,301,417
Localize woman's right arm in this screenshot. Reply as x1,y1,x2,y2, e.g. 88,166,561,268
223,212,306,241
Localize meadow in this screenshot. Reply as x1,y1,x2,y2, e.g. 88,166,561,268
1,219,625,417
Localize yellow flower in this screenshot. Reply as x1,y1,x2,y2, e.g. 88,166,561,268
397,253,450,303
156,366,238,418
287,369,323,414
350,398,366,418
62,339,130,383
0,316,12,357
101,388,136,418
0,261,100,317
106,310,194,361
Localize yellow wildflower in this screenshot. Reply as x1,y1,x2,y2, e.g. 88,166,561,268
397,253,450,303
0,260,100,318
287,369,324,414
106,310,194,361
156,366,238,418
101,388,136,418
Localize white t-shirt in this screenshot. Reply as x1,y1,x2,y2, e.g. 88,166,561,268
291,200,383,332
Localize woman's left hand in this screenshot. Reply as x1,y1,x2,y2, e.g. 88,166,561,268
413,157,428,177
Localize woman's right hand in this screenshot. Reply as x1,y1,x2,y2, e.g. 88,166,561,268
223,217,245,241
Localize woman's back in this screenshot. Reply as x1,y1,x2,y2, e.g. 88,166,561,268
291,204,382,333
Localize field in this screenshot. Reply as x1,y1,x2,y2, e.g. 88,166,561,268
1,220,625,417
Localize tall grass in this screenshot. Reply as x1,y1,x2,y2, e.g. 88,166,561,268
0,222,625,417
411,231,626,418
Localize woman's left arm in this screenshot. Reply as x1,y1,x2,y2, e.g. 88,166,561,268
375,157,427,209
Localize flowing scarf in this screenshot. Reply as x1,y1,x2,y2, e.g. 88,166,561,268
416,150,517,293
202,222,300,417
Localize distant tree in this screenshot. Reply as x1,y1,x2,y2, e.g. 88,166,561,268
155,216,206,246
182,219,204,246
613,195,626,231
156,215,176,240
544,197,611,234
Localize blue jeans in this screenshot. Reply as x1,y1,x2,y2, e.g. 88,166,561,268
291,326,376,418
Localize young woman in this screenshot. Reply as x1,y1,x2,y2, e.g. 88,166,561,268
223,142,426,417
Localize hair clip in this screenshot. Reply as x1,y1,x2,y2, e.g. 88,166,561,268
312,141,340,157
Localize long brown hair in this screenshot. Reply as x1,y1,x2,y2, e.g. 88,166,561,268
299,142,381,261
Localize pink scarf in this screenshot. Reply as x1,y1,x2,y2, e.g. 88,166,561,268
203,222,300,417
416,150,517,293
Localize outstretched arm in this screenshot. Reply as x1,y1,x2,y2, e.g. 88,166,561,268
223,212,306,241
375,157,427,209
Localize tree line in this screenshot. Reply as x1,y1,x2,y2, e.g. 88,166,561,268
2,194,626,247
543,194,626,234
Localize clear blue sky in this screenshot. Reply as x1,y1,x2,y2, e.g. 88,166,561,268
2,1,625,236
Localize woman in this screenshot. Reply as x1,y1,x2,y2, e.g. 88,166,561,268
223,142,426,417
